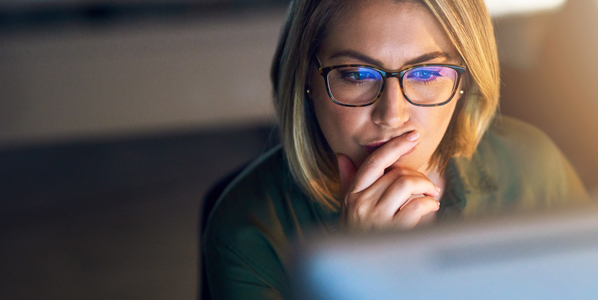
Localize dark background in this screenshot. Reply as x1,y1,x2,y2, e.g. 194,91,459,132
1,0,597,299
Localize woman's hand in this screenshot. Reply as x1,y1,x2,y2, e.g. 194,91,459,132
337,132,440,231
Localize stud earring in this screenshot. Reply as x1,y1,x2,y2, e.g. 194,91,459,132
306,89,311,94
460,90,464,95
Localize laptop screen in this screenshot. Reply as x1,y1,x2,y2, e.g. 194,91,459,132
293,206,598,300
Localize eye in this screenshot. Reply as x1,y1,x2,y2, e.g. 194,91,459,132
340,69,379,81
407,68,443,82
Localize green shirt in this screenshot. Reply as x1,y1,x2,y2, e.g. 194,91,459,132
203,116,590,299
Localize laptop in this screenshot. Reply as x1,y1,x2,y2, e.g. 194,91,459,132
293,205,598,300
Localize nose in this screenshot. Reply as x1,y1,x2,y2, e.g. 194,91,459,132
371,77,410,128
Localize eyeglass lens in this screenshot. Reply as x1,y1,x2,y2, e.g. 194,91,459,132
326,66,459,106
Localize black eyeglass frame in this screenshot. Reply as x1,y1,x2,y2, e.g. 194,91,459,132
315,56,467,107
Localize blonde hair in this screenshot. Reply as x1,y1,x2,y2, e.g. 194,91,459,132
271,0,500,210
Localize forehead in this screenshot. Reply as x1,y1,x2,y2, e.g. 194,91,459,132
318,0,458,69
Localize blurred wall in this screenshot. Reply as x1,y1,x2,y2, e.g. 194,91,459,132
497,0,598,194
0,8,284,147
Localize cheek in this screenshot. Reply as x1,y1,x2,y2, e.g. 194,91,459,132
409,104,457,149
418,103,457,148
309,69,366,154
312,98,360,152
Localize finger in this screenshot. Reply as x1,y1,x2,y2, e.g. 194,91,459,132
374,174,440,217
351,131,420,194
337,153,357,199
392,196,440,229
343,170,423,228
356,168,422,210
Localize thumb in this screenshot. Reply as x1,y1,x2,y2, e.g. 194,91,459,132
336,153,357,199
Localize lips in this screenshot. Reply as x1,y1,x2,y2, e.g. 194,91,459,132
363,131,416,154
364,141,387,153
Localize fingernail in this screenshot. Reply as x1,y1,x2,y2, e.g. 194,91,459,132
435,186,441,192
406,131,420,141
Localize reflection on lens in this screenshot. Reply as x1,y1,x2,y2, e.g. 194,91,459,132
403,66,458,105
328,67,383,105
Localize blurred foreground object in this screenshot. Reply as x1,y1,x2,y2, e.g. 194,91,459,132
295,204,598,300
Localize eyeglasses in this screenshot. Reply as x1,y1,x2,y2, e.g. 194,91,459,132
315,56,466,107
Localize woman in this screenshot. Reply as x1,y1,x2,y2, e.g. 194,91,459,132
203,0,590,299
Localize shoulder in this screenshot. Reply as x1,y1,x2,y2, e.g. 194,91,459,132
217,144,290,204
202,146,298,296
481,116,585,183
484,115,557,159
206,145,333,237
462,116,589,214
205,145,296,238
203,145,335,297
203,145,331,294
469,116,563,184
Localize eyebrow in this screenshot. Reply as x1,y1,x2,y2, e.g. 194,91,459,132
327,50,453,68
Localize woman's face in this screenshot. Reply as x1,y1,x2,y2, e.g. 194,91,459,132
309,0,463,173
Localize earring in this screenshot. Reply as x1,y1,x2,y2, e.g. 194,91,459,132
460,90,464,95
306,89,311,94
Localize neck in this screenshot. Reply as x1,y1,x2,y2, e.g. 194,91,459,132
423,164,446,200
